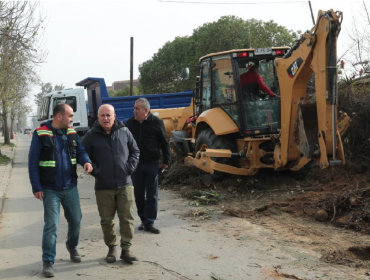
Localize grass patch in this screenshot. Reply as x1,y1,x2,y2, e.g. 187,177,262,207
0,154,10,165
0,142,15,148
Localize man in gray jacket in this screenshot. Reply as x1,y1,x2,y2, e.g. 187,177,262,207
82,104,140,263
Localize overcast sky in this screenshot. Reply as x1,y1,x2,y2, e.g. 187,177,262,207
35,0,359,92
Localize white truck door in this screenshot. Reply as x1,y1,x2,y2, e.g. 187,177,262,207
50,88,88,134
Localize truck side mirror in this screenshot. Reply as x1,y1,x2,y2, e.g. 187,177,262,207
182,68,190,80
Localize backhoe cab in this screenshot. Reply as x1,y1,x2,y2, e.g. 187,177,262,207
172,9,350,176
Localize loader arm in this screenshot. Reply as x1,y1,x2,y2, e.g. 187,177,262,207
275,9,344,169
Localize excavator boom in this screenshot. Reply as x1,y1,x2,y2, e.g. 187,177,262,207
275,9,344,169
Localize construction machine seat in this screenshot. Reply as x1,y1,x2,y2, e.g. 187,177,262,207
242,83,259,102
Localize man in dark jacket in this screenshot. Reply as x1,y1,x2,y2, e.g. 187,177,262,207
126,98,170,234
28,103,93,278
82,104,140,264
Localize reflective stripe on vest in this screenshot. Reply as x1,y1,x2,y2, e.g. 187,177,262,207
67,128,77,135
68,128,77,165
36,130,54,137
39,161,56,167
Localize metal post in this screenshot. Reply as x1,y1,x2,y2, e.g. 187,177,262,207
130,37,133,96
308,1,315,25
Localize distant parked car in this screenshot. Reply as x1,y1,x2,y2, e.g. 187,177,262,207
24,128,32,134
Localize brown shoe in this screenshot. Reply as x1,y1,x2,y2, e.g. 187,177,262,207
106,245,117,263
120,249,138,263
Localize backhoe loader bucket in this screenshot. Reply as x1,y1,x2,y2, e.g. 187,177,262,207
293,99,319,159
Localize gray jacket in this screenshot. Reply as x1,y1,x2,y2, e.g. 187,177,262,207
82,120,140,190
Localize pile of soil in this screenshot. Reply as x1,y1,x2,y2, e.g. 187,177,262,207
278,166,370,233
160,157,370,233
321,246,370,268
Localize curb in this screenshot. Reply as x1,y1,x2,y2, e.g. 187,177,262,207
0,139,16,214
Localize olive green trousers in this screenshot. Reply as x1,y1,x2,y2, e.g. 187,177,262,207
95,186,134,250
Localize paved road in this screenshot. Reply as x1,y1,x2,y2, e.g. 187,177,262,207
0,134,364,280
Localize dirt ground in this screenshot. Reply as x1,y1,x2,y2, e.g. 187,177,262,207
159,157,370,272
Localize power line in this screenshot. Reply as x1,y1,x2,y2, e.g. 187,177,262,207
159,0,306,5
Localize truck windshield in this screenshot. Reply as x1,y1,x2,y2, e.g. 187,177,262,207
52,96,77,112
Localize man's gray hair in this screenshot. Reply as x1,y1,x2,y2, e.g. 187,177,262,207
135,98,150,111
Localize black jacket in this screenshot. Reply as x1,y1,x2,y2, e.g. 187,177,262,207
82,120,140,190
125,112,170,165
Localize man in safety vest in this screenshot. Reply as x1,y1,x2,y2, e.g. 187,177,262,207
28,103,93,278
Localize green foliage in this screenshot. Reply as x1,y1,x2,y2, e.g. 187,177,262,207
338,81,370,163
0,154,10,165
54,84,65,91
34,83,65,105
138,16,300,94
139,36,196,95
108,85,141,97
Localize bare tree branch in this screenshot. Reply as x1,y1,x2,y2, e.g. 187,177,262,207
363,1,370,25
0,1,47,144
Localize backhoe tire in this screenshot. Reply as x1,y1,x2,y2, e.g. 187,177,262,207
195,128,237,180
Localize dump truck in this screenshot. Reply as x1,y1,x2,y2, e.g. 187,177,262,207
153,9,351,177
38,77,193,135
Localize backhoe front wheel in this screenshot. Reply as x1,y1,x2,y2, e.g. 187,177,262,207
195,128,237,179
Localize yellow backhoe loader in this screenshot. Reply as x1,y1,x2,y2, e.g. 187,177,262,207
153,9,351,177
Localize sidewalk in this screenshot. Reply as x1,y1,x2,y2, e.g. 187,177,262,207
0,134,17,213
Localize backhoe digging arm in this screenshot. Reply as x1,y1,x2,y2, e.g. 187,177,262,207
275,9,345,169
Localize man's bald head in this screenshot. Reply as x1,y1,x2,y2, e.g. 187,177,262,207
98,104,116,133
98,104,115,115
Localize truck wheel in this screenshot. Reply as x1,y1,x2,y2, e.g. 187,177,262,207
195,128,237,180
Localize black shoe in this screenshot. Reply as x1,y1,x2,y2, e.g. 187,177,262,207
43,261,55,277
144,225,160,234
138,223,145,230
120,249,138,263
66,245,81,263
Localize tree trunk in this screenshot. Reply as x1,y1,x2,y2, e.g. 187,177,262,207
10,116,14,140
1,111,10,145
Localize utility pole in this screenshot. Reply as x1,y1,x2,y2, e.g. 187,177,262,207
308,1,315,25
130,37,134,96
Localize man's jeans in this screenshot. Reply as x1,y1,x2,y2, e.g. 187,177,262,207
42,187,82,263
95,186,134,250
131,162,159,226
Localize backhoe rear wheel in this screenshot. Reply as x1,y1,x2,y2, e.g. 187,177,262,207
195,128,237,180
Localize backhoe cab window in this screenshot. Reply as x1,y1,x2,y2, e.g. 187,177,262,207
259,59,275,91
201,59,211,111
238,58,280,133
211,55,240,126
239,59,276,93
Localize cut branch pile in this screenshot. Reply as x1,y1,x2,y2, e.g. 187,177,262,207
317,180,370,233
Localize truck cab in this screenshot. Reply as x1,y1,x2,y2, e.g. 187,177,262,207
38,88,88,135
